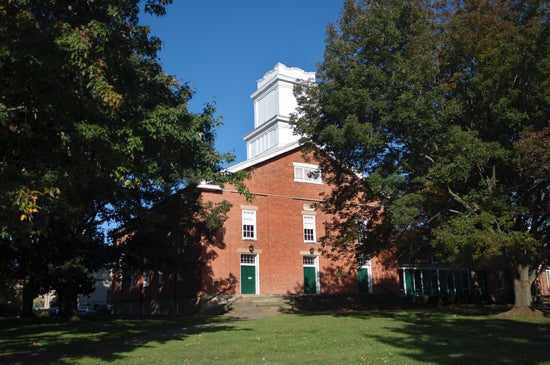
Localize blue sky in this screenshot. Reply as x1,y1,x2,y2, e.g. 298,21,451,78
142,1,343,164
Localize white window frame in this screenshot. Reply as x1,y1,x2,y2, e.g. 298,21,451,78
242,209,257,240
546,269,550,289
303,214,316,243
360,260,374,294
303,203,315,211
357,217,368,246
294,162,322,184
240,254,256,264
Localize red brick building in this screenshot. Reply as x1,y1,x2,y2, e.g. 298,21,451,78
198,146,397,296
196,63,398,297
111,64,547,315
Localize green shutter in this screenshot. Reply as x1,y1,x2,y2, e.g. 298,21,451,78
405,269,415,297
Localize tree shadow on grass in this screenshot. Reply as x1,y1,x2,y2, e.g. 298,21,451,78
327,308,550,365
0,316,247,365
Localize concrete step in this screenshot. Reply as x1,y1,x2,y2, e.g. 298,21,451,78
225,295,292,318
205,293,412,318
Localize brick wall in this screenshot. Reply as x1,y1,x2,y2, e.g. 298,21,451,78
199,147,396,295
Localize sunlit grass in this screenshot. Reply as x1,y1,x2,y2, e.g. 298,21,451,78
0,316,217,361
2,308,549,365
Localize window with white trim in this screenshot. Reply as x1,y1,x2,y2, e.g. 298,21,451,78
294,162,322,184
357,217,368,246
303,256,316,266
241,254,256,264
242,209,257,240
546,269,550,289
303,214,316,242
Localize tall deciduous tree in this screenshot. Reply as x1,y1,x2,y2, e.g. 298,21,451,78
0,0,244,317
293,0,549,311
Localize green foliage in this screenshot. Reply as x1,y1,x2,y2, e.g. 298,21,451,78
0,0,243,314
113,186,232,279
293,0,550,306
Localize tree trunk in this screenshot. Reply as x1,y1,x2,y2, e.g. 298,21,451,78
513,264,534,308
61,286,79,320
21,279,37,318
470,270,484,305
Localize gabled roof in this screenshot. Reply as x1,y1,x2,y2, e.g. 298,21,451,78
197,140,302,191
226,140,301,173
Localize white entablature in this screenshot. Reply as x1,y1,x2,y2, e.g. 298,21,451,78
244,63,315,160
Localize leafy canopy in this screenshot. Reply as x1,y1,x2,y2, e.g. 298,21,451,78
0,0,245,314
293,0,549,301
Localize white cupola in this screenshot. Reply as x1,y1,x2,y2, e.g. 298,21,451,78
244,63,315,160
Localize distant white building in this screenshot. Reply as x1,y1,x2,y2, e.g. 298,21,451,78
34,291,55,310
78,269,112,311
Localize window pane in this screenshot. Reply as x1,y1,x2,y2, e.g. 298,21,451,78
303,215,316,242
242,209,256,239
243,224,255,238
294,167,304,180
241,254,256,264
294,163,322,184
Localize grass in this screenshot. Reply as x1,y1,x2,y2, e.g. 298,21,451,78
0,315,217,364
1,307,549,365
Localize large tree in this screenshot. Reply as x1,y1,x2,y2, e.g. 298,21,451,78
293,0,549,311
0,0,243,317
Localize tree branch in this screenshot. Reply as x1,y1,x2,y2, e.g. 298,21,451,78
447,185,478,212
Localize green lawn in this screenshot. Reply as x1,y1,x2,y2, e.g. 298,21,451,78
1,308,549,365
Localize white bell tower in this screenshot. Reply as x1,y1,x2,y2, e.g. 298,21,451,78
244,63,315,160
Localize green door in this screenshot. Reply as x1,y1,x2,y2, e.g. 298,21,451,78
241,265,256,294
358,267,370,293
405,269,415,297
303,266,317,294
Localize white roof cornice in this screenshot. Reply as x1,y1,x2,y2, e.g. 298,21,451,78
197,141,302,191
227,140,302,173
